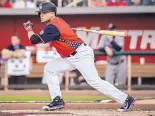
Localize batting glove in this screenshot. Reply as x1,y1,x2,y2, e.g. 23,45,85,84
23,20,33,32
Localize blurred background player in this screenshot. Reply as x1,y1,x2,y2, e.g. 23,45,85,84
2,34,26,85
99,23,127,88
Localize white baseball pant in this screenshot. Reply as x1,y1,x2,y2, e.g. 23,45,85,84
43,43,128,105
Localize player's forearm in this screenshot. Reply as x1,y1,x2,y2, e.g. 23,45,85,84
111,40,122,51
12,49,26,58
27,31,40,44
23,21,42,44
105,46,113,56
27,31,35,40
1,49,13,59
107,36,122,51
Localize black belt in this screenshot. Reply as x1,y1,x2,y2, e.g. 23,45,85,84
108,59,124,65
69,43,87,57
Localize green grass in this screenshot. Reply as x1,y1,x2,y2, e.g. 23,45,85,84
0,96,110,101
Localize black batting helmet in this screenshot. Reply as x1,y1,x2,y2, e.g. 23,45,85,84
37,2,57,16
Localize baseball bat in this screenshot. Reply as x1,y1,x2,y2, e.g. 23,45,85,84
72,28,126,37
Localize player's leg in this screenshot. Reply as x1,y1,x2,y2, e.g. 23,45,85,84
105,64,116,85
42,58,76,111
77,57,135,112
75,57,128,104
115,60,127,87
69,45,135,111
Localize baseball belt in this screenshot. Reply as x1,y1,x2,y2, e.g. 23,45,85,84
69,43,87,57
108,59,124,65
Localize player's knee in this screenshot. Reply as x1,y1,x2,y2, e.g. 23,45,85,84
86,77,102,86
44,63,56,73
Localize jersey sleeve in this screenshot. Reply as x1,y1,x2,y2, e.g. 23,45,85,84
114,36,124,47
6,45,13,50
20,45,26,49
37,24,60,43
102,35,111,48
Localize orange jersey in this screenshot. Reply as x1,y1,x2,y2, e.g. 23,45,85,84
51,17,83,57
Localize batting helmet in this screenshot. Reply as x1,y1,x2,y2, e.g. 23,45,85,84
107,23,116,30
37,2,57,16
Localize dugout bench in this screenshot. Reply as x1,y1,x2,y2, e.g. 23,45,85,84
1,61,155,91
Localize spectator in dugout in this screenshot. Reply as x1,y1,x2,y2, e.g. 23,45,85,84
2,34,26,60
2,34,26,85
0,0,12,8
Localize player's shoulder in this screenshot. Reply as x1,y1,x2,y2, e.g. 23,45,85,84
57,17,65,21
41,24,60,35
44,24,58,31
56,17,68,25
6,44,13,50
19,44,26,49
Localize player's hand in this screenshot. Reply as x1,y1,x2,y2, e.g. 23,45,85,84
23,20,33,32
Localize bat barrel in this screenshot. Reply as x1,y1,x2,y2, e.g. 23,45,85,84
72,28,126,37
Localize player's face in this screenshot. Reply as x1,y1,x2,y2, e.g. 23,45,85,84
11,36,20,46
40,12,55,23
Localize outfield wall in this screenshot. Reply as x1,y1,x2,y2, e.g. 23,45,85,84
0,7,155,62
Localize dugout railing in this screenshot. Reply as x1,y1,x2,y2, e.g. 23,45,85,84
0,51,155,92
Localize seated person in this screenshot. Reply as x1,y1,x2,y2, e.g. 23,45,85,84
2,34,26,85
2,34,26,59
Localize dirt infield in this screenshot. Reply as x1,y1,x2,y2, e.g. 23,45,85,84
0,109,155,116
0,100,155,110
0,101,155,116
0,90,155,116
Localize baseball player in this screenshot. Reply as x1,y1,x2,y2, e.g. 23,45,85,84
100,24,127,88
23,2,135,112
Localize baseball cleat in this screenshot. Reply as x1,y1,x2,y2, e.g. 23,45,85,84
118,95,136,112
42,96,65,111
